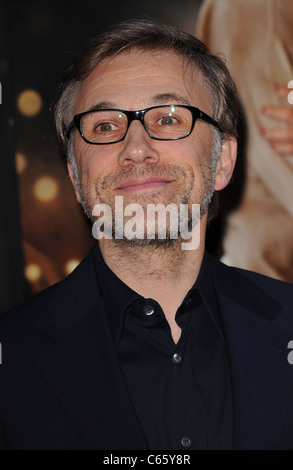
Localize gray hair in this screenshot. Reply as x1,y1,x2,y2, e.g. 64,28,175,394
51,18,239,159
52,18,239,221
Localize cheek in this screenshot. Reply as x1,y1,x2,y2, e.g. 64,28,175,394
74,139,115,182
171,137,210,172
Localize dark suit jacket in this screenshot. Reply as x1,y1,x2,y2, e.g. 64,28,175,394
1,247,293,450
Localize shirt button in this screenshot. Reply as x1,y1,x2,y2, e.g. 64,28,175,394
173,353,182,364
181,436,192,448
143,305,155,316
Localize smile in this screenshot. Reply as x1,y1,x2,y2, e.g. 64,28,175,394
116,177,175,193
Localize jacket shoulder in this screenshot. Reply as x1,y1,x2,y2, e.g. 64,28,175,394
213,254,293,306
0,246,97,336
233,266,293,300
0,280,63,330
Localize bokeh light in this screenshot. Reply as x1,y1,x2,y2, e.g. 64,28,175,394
65,259,80,275
17,89,42,117
25,264,42,282
15,152,27,175
34,176,59,202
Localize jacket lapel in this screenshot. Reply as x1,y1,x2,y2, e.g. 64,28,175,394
209,256,293,449
33,248,293,449
34,248,148,450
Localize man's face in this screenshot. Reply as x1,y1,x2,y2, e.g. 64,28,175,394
70,49,220,238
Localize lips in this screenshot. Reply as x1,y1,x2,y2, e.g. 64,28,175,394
116,177,175,192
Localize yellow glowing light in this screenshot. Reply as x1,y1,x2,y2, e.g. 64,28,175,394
25,264,42,282
15,152,27,175
65,259,80,275
17,89,42,117
34,176,59,202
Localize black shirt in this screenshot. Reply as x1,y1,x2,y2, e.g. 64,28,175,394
94,247,233,450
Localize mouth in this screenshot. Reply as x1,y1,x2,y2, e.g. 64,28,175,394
115,177,175,193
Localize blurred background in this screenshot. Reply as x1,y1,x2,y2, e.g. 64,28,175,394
0,0,203,312
1,0,293,313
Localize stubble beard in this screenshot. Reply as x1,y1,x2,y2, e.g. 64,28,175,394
77,156,216,249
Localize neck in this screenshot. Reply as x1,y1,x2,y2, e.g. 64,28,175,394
99,217,207,341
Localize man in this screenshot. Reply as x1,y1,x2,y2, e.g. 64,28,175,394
1,19,293,450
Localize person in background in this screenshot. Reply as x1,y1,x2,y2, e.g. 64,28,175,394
197,0,293,281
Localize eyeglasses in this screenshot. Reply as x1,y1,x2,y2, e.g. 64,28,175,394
66,104,220,145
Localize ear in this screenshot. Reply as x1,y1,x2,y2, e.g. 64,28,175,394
214,137,237,191
67,161,82,203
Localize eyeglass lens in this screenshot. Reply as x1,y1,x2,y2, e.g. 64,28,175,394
80,106,193,143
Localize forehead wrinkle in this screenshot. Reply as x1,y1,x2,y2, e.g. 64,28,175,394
75,51,212,115
81,94,193,114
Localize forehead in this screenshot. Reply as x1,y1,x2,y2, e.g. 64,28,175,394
73,49,211,113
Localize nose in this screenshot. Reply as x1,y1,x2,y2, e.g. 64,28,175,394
117,121,160,167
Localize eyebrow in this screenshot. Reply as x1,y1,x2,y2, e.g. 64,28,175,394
85,93,191,113
86,101,117,112
151,92,191,106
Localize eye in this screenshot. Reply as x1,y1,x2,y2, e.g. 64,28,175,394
158,115,178,126
97,122,117,133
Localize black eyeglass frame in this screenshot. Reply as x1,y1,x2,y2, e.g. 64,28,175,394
66,104,221,145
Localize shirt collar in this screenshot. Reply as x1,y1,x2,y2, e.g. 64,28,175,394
93,244,224,346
